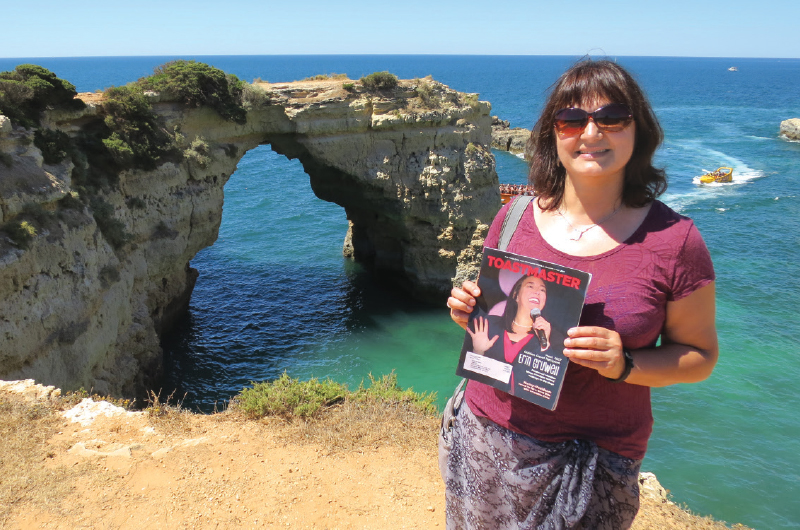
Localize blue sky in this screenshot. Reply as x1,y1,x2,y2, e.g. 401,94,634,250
2,0,798,58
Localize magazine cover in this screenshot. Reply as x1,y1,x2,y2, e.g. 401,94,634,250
455,247,591,410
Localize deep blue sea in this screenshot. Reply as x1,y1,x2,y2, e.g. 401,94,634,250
2,55,798,529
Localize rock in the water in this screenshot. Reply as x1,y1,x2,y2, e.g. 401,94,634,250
780,118,800,141
491,115,531,155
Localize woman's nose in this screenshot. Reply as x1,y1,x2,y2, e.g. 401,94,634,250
581,118,602,138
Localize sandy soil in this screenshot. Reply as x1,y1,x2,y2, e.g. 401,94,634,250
0,387,748,530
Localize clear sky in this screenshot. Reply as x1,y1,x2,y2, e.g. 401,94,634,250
2,0,798,59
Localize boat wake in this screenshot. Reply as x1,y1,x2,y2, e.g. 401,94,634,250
686,147,766,186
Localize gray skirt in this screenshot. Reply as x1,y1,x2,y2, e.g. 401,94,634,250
442,402,641,530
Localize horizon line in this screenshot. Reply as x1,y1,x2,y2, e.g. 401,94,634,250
2,53,799,61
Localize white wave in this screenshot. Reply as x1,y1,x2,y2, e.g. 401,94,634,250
515,153,525,160
661,187,717,214
716,208,727,212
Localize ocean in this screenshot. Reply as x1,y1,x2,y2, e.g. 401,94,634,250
2,55,798,529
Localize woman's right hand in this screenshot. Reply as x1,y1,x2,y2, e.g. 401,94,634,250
447,281,480,330
465,316,499,355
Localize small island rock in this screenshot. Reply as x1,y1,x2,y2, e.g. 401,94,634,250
779,118,800,141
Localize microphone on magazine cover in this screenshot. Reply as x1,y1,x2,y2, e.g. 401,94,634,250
530,308,548,349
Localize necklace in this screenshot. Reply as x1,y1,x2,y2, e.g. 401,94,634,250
512,319,531,329
557,203,622,241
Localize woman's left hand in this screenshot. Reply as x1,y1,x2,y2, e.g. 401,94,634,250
563,326,626,380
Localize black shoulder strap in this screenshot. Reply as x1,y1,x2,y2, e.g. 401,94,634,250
498,196,533,251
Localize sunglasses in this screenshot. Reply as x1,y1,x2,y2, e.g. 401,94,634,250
554,103,633,136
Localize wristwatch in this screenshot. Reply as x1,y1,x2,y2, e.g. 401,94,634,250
606,348,634,383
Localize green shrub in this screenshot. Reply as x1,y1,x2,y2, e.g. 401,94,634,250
241,83,270,110
0,64,83,127
351,372,437,415
184,136,211,168
101,132,135,165
342,82,355,91
303,73,348,81
101,85,178,170
33,128,73,165
138,60,247,124
235,371,436,420
237,373,346,419
360,71,399,91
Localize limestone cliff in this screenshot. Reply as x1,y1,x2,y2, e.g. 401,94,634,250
0,75,499,397
490,116,531,155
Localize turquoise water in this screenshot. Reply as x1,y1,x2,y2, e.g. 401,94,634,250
2,55,799,529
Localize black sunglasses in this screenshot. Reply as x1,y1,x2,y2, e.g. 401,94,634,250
554,103,633,136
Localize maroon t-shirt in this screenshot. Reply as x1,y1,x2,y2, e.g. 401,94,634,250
465,200,715,460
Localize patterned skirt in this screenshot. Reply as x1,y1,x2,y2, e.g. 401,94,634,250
441,403,642,530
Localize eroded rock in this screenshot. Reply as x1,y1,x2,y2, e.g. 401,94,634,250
780,118,800,141
0,77,500,396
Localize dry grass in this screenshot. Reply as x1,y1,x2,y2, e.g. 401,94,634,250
263,397,439,453
633,497,752,530
0,397,88,525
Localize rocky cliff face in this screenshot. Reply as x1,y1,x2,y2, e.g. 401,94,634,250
0,77,499,397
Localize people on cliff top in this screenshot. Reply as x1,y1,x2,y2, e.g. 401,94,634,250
445,58,718,529
500,183,535,195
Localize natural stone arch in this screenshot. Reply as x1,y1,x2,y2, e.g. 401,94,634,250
0,77,500,396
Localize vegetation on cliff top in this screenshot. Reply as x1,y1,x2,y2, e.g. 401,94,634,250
0,61,270,254
138,60,248,124
360,71,399,91
0,64,84,128
235,371,437,419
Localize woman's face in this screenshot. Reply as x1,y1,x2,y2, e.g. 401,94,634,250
555,97,636,186
516,276,547,313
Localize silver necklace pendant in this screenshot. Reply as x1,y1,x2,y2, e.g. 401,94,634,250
569,229,585,241
557,203,622,242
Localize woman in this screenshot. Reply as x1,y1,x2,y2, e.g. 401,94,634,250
467,275,563,396
445,59,718,529
468,274,553,356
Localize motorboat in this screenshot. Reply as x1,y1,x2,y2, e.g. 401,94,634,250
699,167,733,184
728,66,738,71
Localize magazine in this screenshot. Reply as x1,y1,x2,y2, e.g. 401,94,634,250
455,247,591,410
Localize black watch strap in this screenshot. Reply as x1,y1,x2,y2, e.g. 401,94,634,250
606,348,634,383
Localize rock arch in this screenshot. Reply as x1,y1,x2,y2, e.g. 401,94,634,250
0,78,500,396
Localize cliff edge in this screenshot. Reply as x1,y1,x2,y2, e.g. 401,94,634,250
0,379,751,529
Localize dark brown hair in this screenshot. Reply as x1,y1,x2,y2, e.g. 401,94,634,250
525,59,667,210
501,275,544,333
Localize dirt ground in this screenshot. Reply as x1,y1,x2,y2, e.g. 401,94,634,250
0,384,748,530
